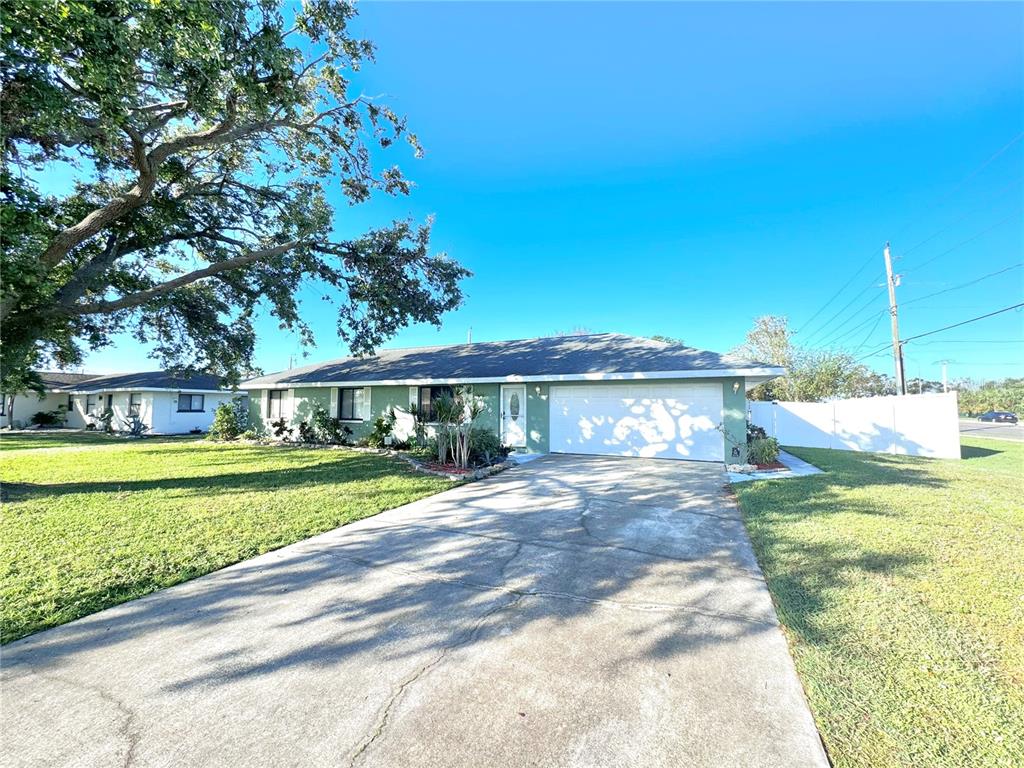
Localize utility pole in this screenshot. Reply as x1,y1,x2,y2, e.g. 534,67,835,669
935,359,952,393
883,242,907,395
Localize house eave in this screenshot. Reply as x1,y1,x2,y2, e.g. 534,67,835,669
242,368,787,389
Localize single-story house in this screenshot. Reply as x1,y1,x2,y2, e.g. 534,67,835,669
241,334,784,462
1,371,244,434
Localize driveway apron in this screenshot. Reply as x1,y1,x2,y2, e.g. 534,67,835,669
2,454,828,768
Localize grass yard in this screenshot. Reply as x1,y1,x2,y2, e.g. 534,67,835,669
0,430,193,451
0,436,452,643
733,437,1024,768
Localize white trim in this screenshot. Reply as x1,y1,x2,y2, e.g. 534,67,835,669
242,368,785,389
67,387,246,395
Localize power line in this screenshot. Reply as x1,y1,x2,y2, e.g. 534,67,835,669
902,263,1024,307
853,303,1024,363
794,254,876,335
901,210,1022,275
801,273,885,344
852,311,887,351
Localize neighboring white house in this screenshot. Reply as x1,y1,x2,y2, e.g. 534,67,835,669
1,371,245,434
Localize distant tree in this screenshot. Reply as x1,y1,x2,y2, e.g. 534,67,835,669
955,378,1024,416
650,335,685,345
735,315,895,402
1,0,469,386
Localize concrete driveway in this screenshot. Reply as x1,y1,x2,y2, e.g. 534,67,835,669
3,455,827,768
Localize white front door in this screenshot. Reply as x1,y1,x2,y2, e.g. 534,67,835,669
500,384,527,447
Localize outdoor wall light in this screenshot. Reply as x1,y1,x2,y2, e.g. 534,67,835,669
732,381,741,394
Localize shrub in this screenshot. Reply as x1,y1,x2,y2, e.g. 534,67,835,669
367,408,397,448
468,428,510,466
95,408,114,434
207,397,248,440
125,415,149,438
30,409,64,427
746,422,768,442
309,403,351,444
747,437,780,465
297,421,317,443
270,417,293,440
239,428,262,440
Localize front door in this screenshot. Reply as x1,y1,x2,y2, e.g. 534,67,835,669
500,384,527,448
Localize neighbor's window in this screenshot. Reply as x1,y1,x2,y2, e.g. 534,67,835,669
338,388,364,421
0,393,5,416
67,395,74,414
268,389,285,419
128,393,143,416
177,394,205,413
418,385,454,422
86,394,97,415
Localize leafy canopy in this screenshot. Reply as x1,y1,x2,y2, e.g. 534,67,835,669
736,315,896,401
1,0,469,389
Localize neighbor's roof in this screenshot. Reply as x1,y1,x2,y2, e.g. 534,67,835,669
242,333,783,388
66,371,234,393
36,371,100,391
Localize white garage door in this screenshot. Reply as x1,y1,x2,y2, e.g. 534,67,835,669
549,383,725,462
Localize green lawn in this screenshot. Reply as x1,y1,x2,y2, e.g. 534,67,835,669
733,437,1024,768
0,430,194,451
0,436,452,643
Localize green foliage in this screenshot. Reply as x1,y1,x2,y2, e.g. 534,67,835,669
745,436,780,465
297,421,317,443
94,407,114,434
956,378,1024,416
124,414,149,438
366,408,397,448
467,427,510,467
0,436,452,642
207,397,248,440
270,417,292,440
1,0,468,384
432,386,485,468
309,402,351,444
733,439,1024,768
736,315,896,402
29,408,65,427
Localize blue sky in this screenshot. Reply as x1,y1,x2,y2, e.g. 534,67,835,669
81,1,1023,383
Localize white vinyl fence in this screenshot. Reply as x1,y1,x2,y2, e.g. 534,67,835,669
748,392,961,459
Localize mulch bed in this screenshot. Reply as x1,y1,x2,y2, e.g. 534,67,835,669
753,461,787,471
418,461,474,476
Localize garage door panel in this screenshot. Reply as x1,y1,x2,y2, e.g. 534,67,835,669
550,383,724,462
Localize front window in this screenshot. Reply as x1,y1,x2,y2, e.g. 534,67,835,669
338,388,364,421
86,395,97,415
129,393,143,416
177,394,204,412
0,393,6,416
268,390,285,419
418,385,454,422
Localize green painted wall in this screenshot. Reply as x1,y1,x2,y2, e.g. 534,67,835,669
720,377,747,462
247,378,748,460
526,383,550,453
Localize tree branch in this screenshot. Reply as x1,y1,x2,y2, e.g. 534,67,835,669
69,240,301,315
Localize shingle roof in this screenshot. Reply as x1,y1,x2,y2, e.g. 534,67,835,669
242,333,780,388
66,371,232,393
36,371,101,391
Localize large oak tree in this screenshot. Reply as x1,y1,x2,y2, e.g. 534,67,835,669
1,0,468,389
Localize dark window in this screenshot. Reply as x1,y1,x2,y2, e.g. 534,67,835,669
67,395,74,414
268,390,285,419
177,393,205,412
0,393,5,416
86,395,97,415
129,393,143,416
418,386,454,422
338,388,363,421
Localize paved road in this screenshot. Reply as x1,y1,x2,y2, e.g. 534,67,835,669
959,419,1024,442
3,455,827,768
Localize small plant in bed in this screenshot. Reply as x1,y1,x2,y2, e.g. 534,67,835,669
746,436,782,468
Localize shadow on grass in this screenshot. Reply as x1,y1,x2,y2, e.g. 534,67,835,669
961,444,1003,460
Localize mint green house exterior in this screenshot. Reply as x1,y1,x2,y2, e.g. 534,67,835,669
242,334,783,463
